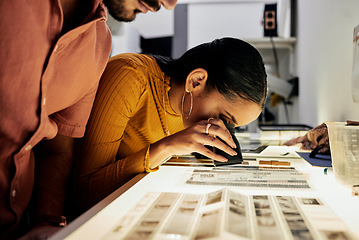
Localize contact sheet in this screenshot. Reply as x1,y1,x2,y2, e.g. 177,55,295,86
101,189,355,240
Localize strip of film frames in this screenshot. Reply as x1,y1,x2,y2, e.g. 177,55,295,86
186,167,311,189
101,188,355,240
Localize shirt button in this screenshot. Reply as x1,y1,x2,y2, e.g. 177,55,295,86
11,189,16,198
24,145,32,151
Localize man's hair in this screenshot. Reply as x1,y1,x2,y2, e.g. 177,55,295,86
153,37,267,106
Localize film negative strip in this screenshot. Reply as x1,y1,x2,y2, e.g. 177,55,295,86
193,189,225,239
102,192,180,240
160,193,203,237
123,193,182,239
100,189,356,240
186,167,310,189
276,196,315,240
226,191,251,239
252,195,284,239
194,208,223,239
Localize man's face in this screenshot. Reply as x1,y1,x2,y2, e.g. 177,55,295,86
104,0,177,22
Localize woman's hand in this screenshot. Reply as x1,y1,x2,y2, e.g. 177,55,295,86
150,118,238,167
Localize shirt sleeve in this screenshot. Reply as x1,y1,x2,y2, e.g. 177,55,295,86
50,83,99,138
73,56,156,209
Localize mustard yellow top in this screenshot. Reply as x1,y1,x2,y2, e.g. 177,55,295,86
74,53,183,209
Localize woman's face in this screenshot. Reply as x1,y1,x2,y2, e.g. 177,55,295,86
182,90,263,128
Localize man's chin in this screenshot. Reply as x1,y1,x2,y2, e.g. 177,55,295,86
108,12,137,22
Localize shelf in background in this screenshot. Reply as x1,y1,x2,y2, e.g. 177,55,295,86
244,37,297,51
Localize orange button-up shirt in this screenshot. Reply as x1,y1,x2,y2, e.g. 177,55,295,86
0,0,111,232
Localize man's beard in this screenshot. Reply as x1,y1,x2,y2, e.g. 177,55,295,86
104,0,161,22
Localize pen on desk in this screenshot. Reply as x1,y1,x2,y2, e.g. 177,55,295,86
280,152,290,156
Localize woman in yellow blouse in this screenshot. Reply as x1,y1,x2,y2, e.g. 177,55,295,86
73,37,267,210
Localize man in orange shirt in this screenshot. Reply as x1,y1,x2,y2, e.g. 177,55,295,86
0,0,177,239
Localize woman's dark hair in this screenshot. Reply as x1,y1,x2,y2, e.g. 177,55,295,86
153,37,267,106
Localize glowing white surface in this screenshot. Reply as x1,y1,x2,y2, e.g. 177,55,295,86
50,158,359,240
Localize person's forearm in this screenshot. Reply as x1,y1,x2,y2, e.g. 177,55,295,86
32,135,74,223
34,151,72,217
74,147,149,210
148,138,174,169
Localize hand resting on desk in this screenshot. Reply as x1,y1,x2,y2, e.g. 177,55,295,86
284,123,330,155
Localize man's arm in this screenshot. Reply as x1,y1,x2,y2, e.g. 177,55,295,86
21,134,74,239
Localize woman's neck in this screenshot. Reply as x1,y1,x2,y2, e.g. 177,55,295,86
168,79,185,115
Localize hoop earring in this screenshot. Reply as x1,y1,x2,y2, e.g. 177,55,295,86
181,90,193,119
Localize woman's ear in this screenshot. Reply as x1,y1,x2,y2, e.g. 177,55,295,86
184,68,208,93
